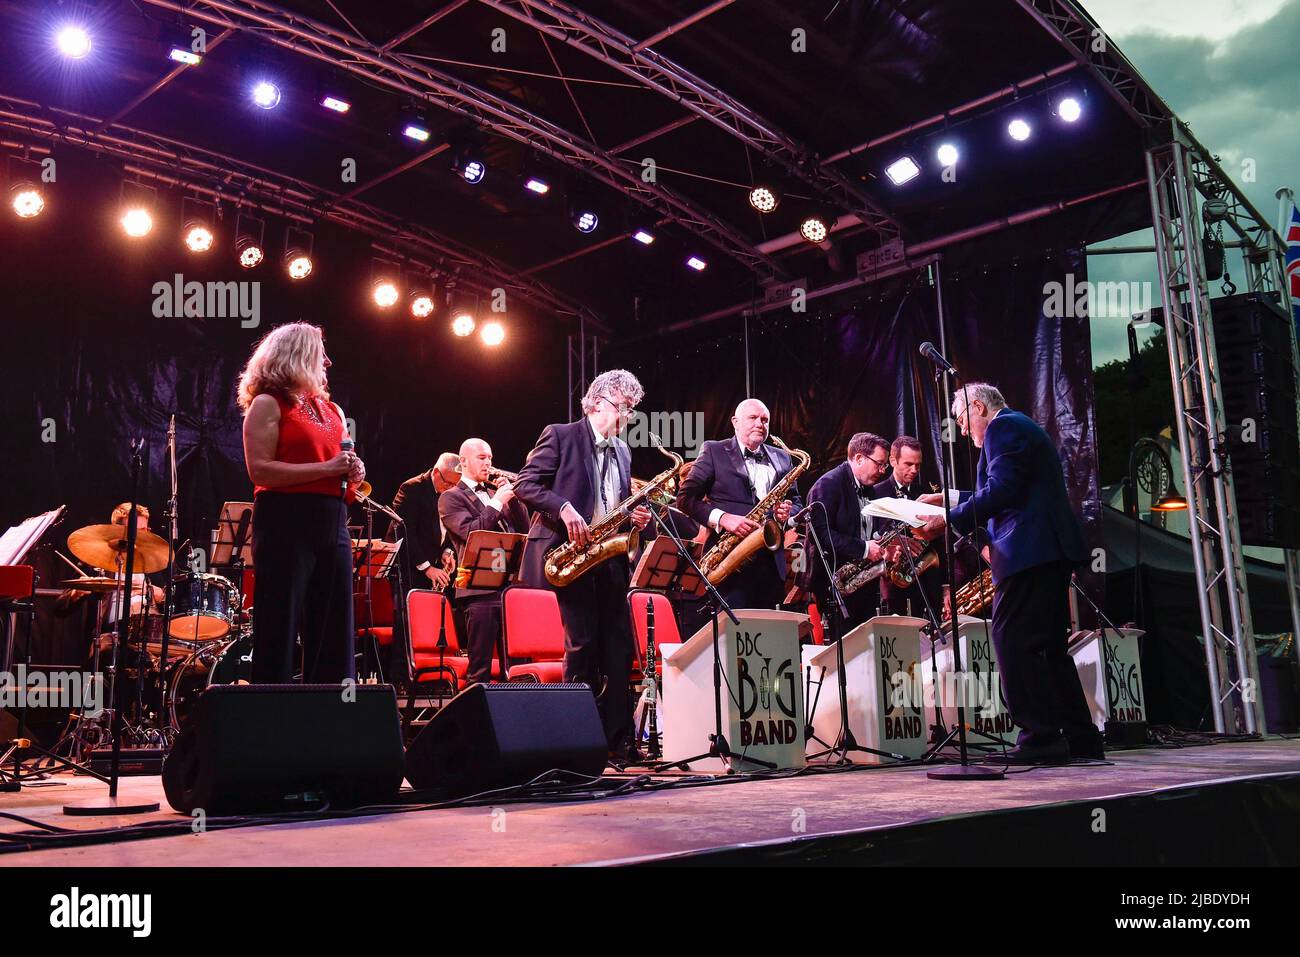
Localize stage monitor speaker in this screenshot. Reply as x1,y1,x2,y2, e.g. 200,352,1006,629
405,682,607,796
162,684,405,814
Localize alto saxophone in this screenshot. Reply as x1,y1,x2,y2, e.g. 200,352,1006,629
698,436,810,587
543,441,684,588
940,568,994,630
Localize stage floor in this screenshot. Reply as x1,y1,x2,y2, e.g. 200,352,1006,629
3,739,1299,866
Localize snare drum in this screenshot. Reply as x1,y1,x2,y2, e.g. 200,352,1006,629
168,572,237,641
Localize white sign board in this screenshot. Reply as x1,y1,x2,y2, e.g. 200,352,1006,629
1069,627,1147,729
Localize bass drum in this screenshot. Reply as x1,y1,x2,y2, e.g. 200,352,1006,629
167,630,254,731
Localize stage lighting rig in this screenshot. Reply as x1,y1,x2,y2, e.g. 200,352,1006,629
119,181,158,239
284,227,314,280
370,258,401,309
1007,118,1032,142
182,198,215,253
749,186,779,213
884,156,921,186
408,274,435,319
55,25,92,60
251,80,282,110
936,143,960,167
686,255,707,271
1056,97,1082,123
452,312,476,337
8,158,45,219
235,212,265,268
800,213,834,244
480,321,506,347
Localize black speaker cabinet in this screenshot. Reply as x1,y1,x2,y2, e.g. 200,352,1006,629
405,682,607,796
162,684,405,814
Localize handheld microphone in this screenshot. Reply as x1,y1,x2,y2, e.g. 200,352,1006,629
918,341,958,376
340,438,354,496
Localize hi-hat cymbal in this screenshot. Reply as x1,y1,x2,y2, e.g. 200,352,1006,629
67,524,169,575
63,576,123,594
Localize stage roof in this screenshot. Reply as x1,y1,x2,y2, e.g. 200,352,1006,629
0,1,1196,334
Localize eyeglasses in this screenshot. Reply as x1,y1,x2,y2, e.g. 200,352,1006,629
868,456,888,468
602,396,632,414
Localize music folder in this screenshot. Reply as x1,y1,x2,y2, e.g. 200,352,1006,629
457,531,527,591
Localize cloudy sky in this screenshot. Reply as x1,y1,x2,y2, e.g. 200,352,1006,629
1081,0,1300,365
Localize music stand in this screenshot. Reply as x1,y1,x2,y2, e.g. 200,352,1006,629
211,502,253,570
630,535,706,597
457,531,526,679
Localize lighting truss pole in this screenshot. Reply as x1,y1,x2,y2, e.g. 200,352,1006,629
1145,121,1265,735
139,0,784,279
567,316,598,420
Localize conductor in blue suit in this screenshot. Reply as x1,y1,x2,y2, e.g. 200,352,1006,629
917,383,1103,765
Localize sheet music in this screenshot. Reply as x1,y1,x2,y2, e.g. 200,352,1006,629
0,507,64,566
863,492,957,527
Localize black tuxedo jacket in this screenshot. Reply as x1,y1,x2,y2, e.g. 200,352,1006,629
676,436,803,580
806,461,880,572
437,483,529,599
514,419,635,588
873,472,921,503
391,471,447,571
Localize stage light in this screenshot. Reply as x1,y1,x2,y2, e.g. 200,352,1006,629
480,321,505,347
749,187,778,213
285,227,314,280
121,208,153,238
461,160,485,184
10,182,44,219
1008,118,1032,142
574,210,599,233
182,199,215,253
251,81,281,110
321,96,350,113
235,213,265,268
686,255,707,271
169,48,202,66
632,229,655,245
56,25,92,60
1057,97,1082,123
936,143,960,167
800,215,829,244
403,123,431,142
184,224,213,252
373,280,399,308
237,239,263,268
525,177,550,195
452,312,476,337
885,156,921,186
409,281,435,319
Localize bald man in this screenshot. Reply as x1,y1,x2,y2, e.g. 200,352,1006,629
677,399,800,611
439,439,529,685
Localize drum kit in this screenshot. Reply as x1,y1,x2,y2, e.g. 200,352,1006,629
61,520,254,755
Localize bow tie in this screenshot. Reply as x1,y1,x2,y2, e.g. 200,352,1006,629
856,485,872,500
743,448,768,464
594,438,615,451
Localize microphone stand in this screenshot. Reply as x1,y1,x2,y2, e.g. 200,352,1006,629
924,366,1003,782
802,507,907,764
646,503,775,773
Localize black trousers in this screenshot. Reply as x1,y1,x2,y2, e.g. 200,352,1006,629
815,582,879,636
251,492,356,684
459,592,503,686
556,559,634,751
716,554,786,612
991,560,1095,747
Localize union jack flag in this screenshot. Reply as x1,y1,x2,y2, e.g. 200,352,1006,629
1286,200,1300,334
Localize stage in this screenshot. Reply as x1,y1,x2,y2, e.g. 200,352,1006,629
4,739,1298,867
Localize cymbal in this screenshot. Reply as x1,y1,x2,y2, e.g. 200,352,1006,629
63,576,123,594
68,524,170,575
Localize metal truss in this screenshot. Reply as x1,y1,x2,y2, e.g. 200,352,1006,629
0,94,605,331
1145,122,1265,735
139,0,784,279
476,0,901,243
567,318,599,421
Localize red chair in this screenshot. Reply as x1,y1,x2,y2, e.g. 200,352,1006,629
627,590,681,674
355,578,396,649
807,598,826,645
405,590,469,716
502,586,567,683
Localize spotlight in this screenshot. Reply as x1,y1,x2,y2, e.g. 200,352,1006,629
632,229,655,245
121,208,153,238
452,312,476,337
525,177,550,195
169,48,202,66
403,124,431,142
574,210,599,234
373,280,399,308
321,96,351,113
55,25,92,60
936,143,960,167
749,187,779,213
1007,118,1032,142
800,215,829,244
235,213,265,269
461,159,485,184
480,321,506,347
284,227,314,280
11,183,44,219
686,255,707,271
885,156,921,186
182,199,215,253
409,279,435,319
1057,97,1082,123
251,81,281,110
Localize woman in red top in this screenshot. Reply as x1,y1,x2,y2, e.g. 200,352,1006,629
238,323,365,683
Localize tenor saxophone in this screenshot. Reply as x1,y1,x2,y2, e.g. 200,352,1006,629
543,442,684,588
940,568,994,629
698,436,810,586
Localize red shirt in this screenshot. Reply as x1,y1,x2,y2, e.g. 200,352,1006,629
254,393,351,498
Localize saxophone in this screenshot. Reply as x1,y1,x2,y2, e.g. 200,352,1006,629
940,568,994,629
543,441,684,588
698,436,810,587
833,524,914,594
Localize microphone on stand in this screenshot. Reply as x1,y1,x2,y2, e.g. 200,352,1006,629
918,341,958,376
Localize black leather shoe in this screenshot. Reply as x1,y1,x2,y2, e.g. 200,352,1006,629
985,739,1071,766
1068,739,1106,761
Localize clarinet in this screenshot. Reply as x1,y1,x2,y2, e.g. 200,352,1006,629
642,599,661,758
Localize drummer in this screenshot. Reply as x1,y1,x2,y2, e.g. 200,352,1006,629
102,502,167,626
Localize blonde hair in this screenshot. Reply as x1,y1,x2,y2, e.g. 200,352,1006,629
111,502,150,525
237,322,330,411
